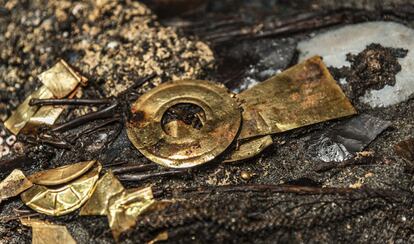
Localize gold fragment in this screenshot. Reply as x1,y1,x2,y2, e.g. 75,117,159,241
224,135,273,163
148,231,169,244
240,171,253,181
21,163,101,216
237,56,357,139
4,86,54,135
80,171,124,216
0,169,32,203
37,59,85,98
127,80,241,168
20,218,76,244
108,187,155,240
163,120,199,138
28,160,97,186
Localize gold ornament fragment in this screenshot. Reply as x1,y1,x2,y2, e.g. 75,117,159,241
108,187,155,240
236,56,357,139
37,59,86,98
20,218,76,244
4,86,54,135
79,171,124,216
0,169,32,203
21,162,101,216
4,60,86,135
28,160,97,186
224,135,273,163
127,79,241,168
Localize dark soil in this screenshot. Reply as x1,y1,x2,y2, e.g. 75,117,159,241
1,0,414,244
329,43,409,101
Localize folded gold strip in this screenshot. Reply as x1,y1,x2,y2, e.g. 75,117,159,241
80,171,125,216
0,169,33,203
108,186,155,240
28,160,97,186
21,163,101,216
224,135,273,163
4,86,54,135
37,60,83,98
237,56,357,140
20,218,76,244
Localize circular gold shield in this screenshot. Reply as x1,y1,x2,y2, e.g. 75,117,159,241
127,80,241,168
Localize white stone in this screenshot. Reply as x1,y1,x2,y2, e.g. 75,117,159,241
298,21,414,108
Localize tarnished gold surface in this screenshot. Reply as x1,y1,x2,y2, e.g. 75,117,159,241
0,169,32,203
37,59,84,98
28,160,97,186
224,136,273,163
127,80,241,168
20,218,76,244
80,171,124,216
21,163,101,216
237,56,357,139
108,187,155,240
4,86,54,135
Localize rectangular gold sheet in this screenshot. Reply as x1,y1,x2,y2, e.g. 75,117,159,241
4,86,54,135
237,56,357,140
37,59,83,98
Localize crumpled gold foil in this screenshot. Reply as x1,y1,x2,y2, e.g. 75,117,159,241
237,56,357,140
108,187,155,240
4,86,54,135
79,171,124,216
21,163,101,216
20,218,76,244
37,59,86,98
4,60,86,135
0,169,32,203
28,160,97,186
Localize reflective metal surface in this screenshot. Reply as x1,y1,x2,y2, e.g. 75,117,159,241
28,160,97,186
127,79,241,168
21,163,101,216
237,56,357,139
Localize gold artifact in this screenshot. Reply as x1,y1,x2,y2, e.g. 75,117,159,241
79,171,124,216
236,56,356,139
127,57,356,167
108,187,155,240
4,60,86,135
20,218,77,244
28,160,97,186
0,169,33,203
21,163,101,216
127,79,242,168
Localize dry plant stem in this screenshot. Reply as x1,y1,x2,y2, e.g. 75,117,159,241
52,103,119,132
118,170,187,181
70,117,121,142
29,98,113,106
180,184,401,197
112,164,159,174
204,8,414,44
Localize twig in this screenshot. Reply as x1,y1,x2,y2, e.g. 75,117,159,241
181,184,368,195
111,164,158,174
29,98,113,106
52,103,118,132
70,117,121,142
118,169,187,181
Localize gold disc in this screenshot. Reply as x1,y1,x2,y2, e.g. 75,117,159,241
127,80,241,168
